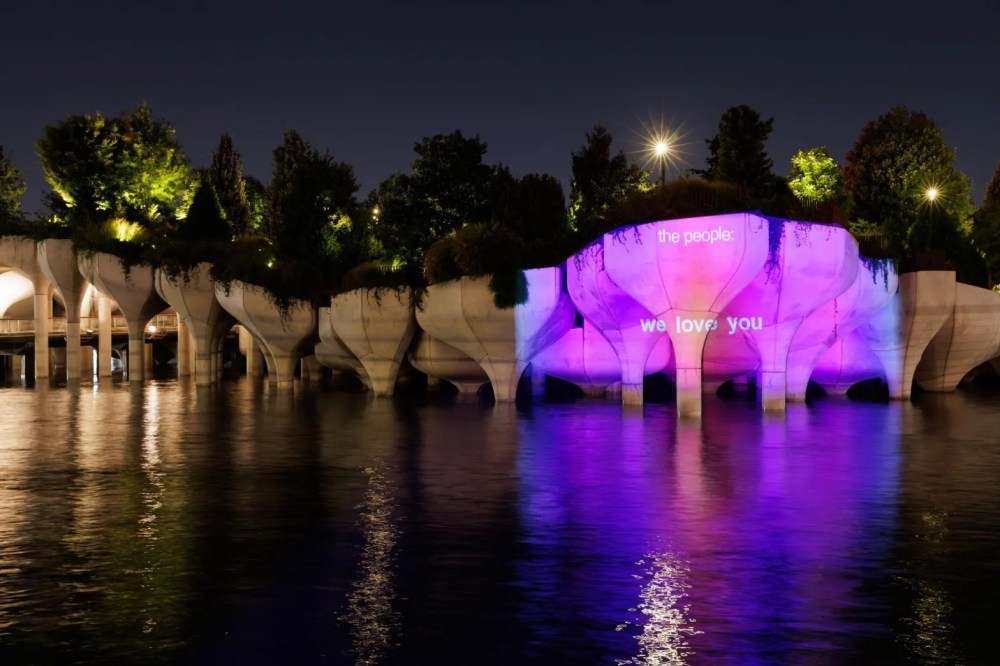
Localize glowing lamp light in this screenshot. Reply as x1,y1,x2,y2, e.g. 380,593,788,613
925,186,939,202
654,140,669,158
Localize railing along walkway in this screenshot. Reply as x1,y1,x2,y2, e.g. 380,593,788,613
0,314,178,338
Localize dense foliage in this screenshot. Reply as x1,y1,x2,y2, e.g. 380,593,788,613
209,134,252,238
787,147,845,206
695,105,779,198
568,125,649,240
844,106,974,257
37,103,193,230
0,145,27,222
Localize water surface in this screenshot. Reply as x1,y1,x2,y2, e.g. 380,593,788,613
1,379,998,664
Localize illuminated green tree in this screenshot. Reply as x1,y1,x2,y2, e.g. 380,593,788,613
844,106,974,256
568,124,648,239
787,147,844,204
209,134,251,238
0,145,27,221
36,103,192,230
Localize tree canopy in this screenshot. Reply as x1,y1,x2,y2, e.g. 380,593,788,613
266,130,363,271
844,105,974,256
209,134,251,238
787,147,844,205
972,161,1000,287
36,103,193,230
568,124,648,239
0,145,27,222
370,131,495,269
696,105,778,197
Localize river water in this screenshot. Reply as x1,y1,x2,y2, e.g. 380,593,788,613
0,377,998,665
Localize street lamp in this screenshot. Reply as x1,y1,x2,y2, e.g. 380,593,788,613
654,139,669,185
925,186,939,202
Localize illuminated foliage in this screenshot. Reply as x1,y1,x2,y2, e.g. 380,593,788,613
787,147,844,204
36,103,193,230
0,145,27,221
844,106,974,257
695,105,778,197
209,133,251,237
568,125,648,239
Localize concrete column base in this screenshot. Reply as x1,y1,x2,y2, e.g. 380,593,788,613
98,295,113,377
65,321,82,381
676,368,703,418
128,336,144,382
760,370,787,411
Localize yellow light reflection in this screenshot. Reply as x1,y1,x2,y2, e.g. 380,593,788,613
340,465,400,666
617,550,701,665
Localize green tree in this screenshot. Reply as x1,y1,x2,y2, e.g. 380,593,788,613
179,176,229,242
267,130,361,269
972,162,1000,286
491,169,568,264
36,103,192,231
243,175,268,233
787,147,844,204
568,125,648,239
696,105,777,196
844,106,974,257
209,134,251,238
0,145,27,221
370,131,494,269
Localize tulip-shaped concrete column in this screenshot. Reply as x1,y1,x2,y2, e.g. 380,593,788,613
407,331,489,393
215,280,315,389
913,282,1000,391
315,307,370,387
718,221,859,410
812,329,890,395
155,264,234,386
237,326,265,377
328,287,416,396
568,239,675,405
786,259,898,401
39,239,89,381
603,213,769,417
79,253,167,382
417,267,574,401
531,319,674,397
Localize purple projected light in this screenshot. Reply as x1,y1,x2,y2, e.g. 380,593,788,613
513,213,901,414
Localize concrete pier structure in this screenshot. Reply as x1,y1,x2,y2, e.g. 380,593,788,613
328,287,416,396
407,330,489,394
215,280,315,389
416,267,573,401
155,264,234,386
602,213,770,416
79,253,166,382
38,239,88,381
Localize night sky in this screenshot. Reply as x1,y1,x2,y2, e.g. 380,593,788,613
3,0,998,210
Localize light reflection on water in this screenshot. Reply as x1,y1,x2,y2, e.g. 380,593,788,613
340,464,400,666
0,379,998,664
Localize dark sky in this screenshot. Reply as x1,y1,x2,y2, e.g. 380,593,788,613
3,0,998,210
